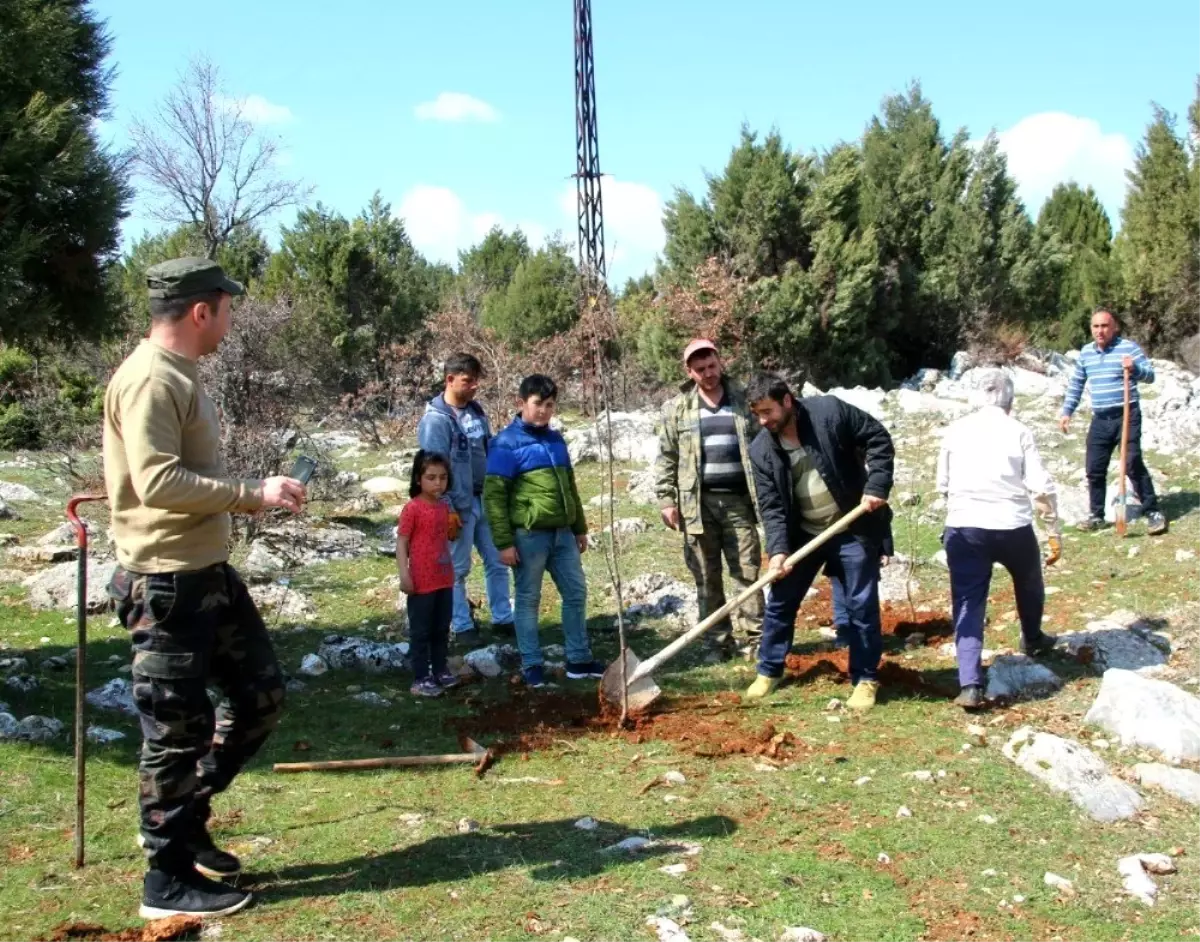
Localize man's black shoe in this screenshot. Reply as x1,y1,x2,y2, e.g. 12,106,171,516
1020,632,1058,657
953,684,984,711
1146,511,1169,535
190,826,242,879
453,628,482,648
140,868,252,919
491,621,516,638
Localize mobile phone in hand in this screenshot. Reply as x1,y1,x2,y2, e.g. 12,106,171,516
289,455,318,485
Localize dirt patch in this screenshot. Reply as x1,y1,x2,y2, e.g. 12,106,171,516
452,690,804,759
796,581,953,645
784,649,958,698
47,916,200,942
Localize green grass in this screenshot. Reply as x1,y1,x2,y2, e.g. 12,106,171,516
1,402,1198,941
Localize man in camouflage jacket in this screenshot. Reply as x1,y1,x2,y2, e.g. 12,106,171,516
655,339,762,655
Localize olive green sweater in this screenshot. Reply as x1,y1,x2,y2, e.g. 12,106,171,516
102,340,263,572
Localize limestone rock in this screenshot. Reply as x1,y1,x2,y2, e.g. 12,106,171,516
985,655,1063,701
299,653,328,677
318,635,410,673
464,644,520,679
1062,621,1169,674
0,481,39,502
361,476,407,496
1002,726,1143,823
564,411,659,466
626,468,659,505
0,713,64,742
23,559,116,612
1084,669,1200,763
1133,763,1200,806
86,678,138,716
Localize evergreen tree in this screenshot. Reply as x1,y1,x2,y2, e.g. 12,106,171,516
1114,102,1199,356
1036,183,1114,348
0,0,130,347
481,238,579,347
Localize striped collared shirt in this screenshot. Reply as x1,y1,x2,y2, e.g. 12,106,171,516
1061,337,1154,416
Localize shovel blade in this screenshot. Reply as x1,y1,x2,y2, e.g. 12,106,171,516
600,647,662,713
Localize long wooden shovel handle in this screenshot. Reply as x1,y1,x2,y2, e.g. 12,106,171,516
274,752,482,773
626,503,873,684
1117,363,1131,536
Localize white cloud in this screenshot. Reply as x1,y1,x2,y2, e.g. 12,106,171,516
557,177,665,278
988,113,1133,222
397,178,663,281
216,94,294,125
414,92,500,124
396,185,544,264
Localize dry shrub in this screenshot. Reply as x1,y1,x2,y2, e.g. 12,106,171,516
967,321,1029,367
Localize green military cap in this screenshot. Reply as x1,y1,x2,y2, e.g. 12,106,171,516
145,257,244,301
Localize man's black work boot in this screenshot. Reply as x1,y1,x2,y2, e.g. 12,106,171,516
953,684,984,711
1020,632,1058,657
140,868,252,919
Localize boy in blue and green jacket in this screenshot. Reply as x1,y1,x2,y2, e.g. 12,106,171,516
483,374,605,688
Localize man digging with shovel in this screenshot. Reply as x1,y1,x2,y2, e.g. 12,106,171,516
743,374,894,710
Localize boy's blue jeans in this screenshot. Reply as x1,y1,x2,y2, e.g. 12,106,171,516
512,528,592,668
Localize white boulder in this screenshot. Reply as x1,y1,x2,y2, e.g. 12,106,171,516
1133,763,1200,807
1002,726,1143,823
1084,669,1200,763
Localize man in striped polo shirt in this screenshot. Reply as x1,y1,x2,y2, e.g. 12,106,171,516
656,339,762,659
1060,308,1167,535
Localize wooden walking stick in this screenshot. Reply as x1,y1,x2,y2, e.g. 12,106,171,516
1115,362,1132,537
67,494,106,869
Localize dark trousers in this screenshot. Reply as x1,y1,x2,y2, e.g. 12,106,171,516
758,531,882,683
108,564,285,875
1086,404,1158,519
406,587,452,680
945,525,1044,688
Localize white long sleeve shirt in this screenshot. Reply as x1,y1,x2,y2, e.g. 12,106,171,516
936,406,1061,534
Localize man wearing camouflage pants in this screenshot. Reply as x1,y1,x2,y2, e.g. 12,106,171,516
655,339,762,658
103,258,306,919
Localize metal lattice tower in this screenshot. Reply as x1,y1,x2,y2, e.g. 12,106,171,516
573,0,606,286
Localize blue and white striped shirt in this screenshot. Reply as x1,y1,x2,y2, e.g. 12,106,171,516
1061,337,1155,416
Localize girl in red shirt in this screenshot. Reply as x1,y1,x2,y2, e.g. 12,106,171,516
397,451,457,697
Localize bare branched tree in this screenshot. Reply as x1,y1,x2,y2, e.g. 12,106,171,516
129,56,311,257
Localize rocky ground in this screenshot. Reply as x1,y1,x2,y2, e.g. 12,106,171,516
0,350,1197,941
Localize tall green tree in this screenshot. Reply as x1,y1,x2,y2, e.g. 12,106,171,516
456,227,531,314
859,84,973,375
1036,183,1114,348
264,194,439,386
1114,99,1200,356
481,237,578,347
0,0,130,347
755,146,893,385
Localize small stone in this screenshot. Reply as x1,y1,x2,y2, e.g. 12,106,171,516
826,716,841,723
825,698,843,711
1044,872,1074,894
456,817,480,834
662,770,686,786
351,691,391,707
977,814,997,825
604,835,652,853
574,816,599,831
299,653,328,676
981,868,998,877
779,929,825,942
656,895,694,920
877,852,891,864
1176,549,1195,563
1128,546,1141,559
896,806,912,818
86,726,126,744
659,863,689,877
345,684,362,694
904,770,933,782
854,776,872,787
1012,894,1025,903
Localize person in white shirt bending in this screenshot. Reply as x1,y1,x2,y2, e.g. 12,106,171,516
936,370,1063,711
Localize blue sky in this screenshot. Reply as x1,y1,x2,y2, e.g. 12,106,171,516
94,0,1199,283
